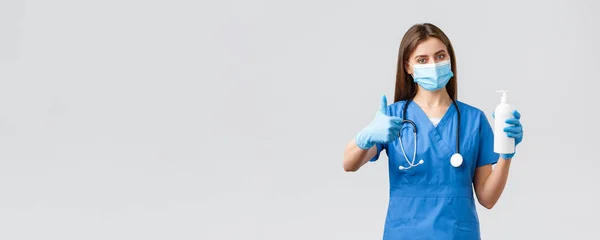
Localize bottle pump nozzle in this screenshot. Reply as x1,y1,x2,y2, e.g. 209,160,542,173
497,90,508,103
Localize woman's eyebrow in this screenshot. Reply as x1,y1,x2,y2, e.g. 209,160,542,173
414,50,447,59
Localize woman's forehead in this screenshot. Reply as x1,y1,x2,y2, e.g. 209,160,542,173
412,37,448,56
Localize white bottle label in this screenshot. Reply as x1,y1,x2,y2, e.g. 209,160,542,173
494,106,515,154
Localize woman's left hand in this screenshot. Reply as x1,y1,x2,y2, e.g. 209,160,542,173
501,110,523,159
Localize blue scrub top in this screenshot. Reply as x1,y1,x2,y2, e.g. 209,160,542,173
369,100,499,240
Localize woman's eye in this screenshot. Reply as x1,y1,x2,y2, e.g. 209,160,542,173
417,59,426,64
437,54,446,59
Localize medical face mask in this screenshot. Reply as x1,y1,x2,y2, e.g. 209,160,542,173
410,60,454,91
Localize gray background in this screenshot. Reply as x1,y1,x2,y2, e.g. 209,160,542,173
0,0,598,239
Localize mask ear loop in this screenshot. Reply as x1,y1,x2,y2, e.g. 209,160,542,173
406,62,420,92
407,62,414,78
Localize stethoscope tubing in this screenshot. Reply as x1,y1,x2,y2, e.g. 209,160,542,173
398,99,461,170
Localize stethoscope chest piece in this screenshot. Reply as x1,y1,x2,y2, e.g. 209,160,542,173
450,153,463,167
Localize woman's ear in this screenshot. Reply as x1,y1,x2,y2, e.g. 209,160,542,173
404,61,413,75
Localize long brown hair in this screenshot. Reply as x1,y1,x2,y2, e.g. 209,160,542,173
394,23,458,102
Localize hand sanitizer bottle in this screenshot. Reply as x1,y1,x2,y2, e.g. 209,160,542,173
494,90,515,154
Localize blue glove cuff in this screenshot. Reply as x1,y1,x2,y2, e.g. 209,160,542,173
501,153,515,160
355,131,374,150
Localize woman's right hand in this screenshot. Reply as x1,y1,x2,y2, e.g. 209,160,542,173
354,95,403,150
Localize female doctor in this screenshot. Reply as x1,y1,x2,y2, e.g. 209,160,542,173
342,23,524,239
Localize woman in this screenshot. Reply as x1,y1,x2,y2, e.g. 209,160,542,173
343,23,524,239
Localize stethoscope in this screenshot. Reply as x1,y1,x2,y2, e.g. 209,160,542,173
397,99,463,170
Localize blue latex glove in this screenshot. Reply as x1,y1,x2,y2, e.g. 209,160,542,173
493,110,523,159
355,95,403,150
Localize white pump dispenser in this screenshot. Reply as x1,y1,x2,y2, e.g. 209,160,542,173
494,90,515,154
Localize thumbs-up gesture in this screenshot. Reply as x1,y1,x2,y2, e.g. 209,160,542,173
355,95,403,150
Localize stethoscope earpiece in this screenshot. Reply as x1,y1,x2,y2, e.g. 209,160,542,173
398,159,424,171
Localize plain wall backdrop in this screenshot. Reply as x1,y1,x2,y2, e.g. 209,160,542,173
1,0,599,239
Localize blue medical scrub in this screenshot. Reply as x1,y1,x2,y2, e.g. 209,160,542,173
370,100,499,240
